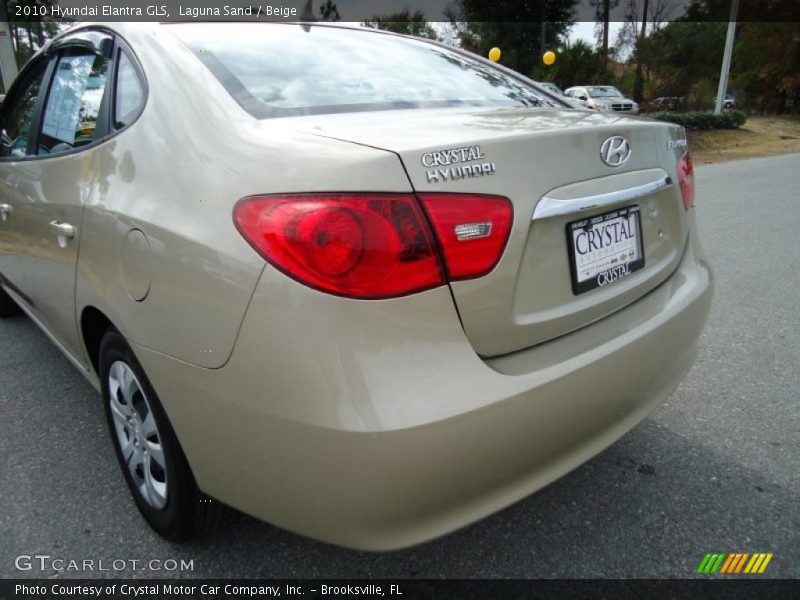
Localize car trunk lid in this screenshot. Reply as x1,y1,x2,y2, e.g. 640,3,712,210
289,106,690,357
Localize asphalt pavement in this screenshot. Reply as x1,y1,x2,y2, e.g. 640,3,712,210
1,153,798,579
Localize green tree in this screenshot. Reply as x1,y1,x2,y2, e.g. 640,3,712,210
632,17,798,112
731,22,800,113
684,0,798,22
5,0,62,68
615,0,683,101
446,0,578,77
318,0,340,21
645,21,726,103
547,40,606,88
362,9,439,40
591,0,620,69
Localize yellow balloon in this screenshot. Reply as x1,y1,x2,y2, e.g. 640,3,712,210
488,47,502,62
543,51,556,66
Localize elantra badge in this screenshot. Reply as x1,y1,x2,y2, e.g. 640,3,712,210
600,136,631,167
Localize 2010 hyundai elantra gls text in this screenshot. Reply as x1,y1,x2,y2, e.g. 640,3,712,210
0,22,712,550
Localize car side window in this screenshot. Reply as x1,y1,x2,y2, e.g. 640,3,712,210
0,65,46,158
114,51,144,128
38,47,111,155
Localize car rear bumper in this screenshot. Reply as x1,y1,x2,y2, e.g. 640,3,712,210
134,233,712,551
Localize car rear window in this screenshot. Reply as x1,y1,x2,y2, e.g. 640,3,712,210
169,23,564,119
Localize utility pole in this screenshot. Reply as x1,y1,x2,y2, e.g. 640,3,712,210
714,0,739,114
0,1,19,93
540,1,547,57
633,0,649,103
602,0,610,71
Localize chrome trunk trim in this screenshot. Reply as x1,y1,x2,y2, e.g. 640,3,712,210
532,175,672,221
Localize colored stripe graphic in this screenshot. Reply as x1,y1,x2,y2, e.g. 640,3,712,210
711,554,725,573
697,554,713,573
745,554,761,573
699,553,774,574
719,554,736,574
734,553,750,573
721,553,738,574
699,554,726,574
758,553,773,573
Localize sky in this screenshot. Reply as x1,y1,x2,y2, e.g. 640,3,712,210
567,21,626,47
426,21,631,61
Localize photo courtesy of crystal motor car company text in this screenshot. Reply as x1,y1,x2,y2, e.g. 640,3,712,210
0,15,711,552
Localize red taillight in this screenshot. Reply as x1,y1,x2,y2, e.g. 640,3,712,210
417,193,513,280
234,192,513,298
234,193,444,299
678,152,694,210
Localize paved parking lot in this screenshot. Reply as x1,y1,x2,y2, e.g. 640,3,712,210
1,154,798,579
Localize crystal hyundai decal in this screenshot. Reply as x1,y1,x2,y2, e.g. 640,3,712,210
421,145,496,184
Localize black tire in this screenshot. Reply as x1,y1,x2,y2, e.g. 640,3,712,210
0,285,22,317
99,328,225,542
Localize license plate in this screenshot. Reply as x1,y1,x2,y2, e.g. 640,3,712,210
566,205,645,295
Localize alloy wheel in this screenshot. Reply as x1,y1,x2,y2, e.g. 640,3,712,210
108,360,168,510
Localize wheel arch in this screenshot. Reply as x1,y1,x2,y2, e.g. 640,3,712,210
80,305,115,376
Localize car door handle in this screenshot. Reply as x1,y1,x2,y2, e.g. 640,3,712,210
0,203,12,221
49,221,76,238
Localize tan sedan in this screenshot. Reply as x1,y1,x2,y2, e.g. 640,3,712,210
0,22,712,550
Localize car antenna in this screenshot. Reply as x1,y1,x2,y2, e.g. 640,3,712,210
299,0,316,32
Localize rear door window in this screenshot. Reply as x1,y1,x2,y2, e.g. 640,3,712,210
114,51,144,128
38,43,111,155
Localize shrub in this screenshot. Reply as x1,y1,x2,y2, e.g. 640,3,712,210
648,110,747,129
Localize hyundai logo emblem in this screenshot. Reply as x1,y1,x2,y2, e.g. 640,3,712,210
600,136,631,167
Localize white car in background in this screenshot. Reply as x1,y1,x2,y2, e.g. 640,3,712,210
566,85,640,114
721,93,735,109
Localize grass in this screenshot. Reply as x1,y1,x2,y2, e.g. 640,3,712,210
686,116,800,164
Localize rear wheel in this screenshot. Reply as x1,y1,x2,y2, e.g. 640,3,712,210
0,285,22,317
99,329,224,541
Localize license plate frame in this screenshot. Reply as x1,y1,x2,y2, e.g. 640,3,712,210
566,205,645,295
